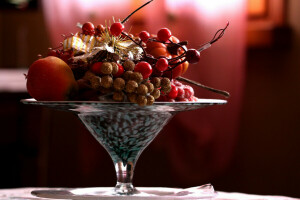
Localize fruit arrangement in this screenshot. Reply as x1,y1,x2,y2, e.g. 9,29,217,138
26,0,229,105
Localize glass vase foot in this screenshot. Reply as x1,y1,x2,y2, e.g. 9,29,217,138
32,184,216,199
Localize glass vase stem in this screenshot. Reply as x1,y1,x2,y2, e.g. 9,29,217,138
114,161,136,194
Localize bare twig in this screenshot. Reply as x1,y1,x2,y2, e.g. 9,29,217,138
177,76,230,98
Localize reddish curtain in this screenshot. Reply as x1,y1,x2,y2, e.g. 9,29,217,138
42,0,246,186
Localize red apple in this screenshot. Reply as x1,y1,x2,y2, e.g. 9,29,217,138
26,56,78,101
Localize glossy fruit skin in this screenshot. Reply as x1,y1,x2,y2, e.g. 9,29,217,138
26,56,78,101
139,31,150,42
110,22,125,36
113,64,124,77
134,61,152,79
164,56,189,79
90,62,103,75
146,40,171,58
155,58,169,71
95,24,106,36
82,22,95,35
146,36,189,78
186,49,200,64
157,28,172,42
167,84,178,99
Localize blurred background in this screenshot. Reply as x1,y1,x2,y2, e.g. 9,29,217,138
0,0,299,198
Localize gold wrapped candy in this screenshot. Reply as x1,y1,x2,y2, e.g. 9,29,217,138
63,33,96,54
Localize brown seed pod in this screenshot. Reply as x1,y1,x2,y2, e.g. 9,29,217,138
137,84,148,95
123,71,133,81
130,72,143,84
100,75,113,88
146,95,155,105
90,76,101,90
101,62,113,74
161,77,171,87
151,88,160,99
111,62,119,75
151,77,161,88
113,78,125,91
113,91,124,101
125,80,138,93
144,82,154,93
123,60,135,71
137,95,147,106
127,93,138,103
161,84,171,93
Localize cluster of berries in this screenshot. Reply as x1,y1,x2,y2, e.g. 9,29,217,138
33,0,229,105
76,59,174,106
158,80,196,102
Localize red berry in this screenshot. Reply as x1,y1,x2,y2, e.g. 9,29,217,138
110,22,125,36
60,51,72,63
113,64,124,77
168,84,178,99
139,31,150,42
186,49,200,64
47,50,58,57
95,24,106,36
82,22,95,35
184,85,194,99
134,61,152,79
91,62,103,75
157,28,172,42
176,87,185,99
155,58,169,71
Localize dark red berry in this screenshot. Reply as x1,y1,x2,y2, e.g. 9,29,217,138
48,50,58,57
139,31,150,42
82,22,95,35
95,24,106,36
157,28,172,42
134,61,152,79
185,49,200,64
90,62,103,75
60,51,73,63
113,64,124,77
168,84,178,99
155,58,169,71
110,22,125,36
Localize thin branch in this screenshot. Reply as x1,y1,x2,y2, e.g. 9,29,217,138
121,0,154,24
177,76,230,98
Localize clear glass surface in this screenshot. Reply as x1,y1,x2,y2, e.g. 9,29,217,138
21,98,226,199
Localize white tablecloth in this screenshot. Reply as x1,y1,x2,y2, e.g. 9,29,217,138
0,188,298,200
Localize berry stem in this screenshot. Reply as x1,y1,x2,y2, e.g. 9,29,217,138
198,21,229,52
168,39,187,54
176,76,230,98
121,0,154,24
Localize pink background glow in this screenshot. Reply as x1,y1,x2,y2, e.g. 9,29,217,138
42,0,246,184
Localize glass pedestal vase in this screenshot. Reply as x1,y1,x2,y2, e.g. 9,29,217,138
22,99,226,199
